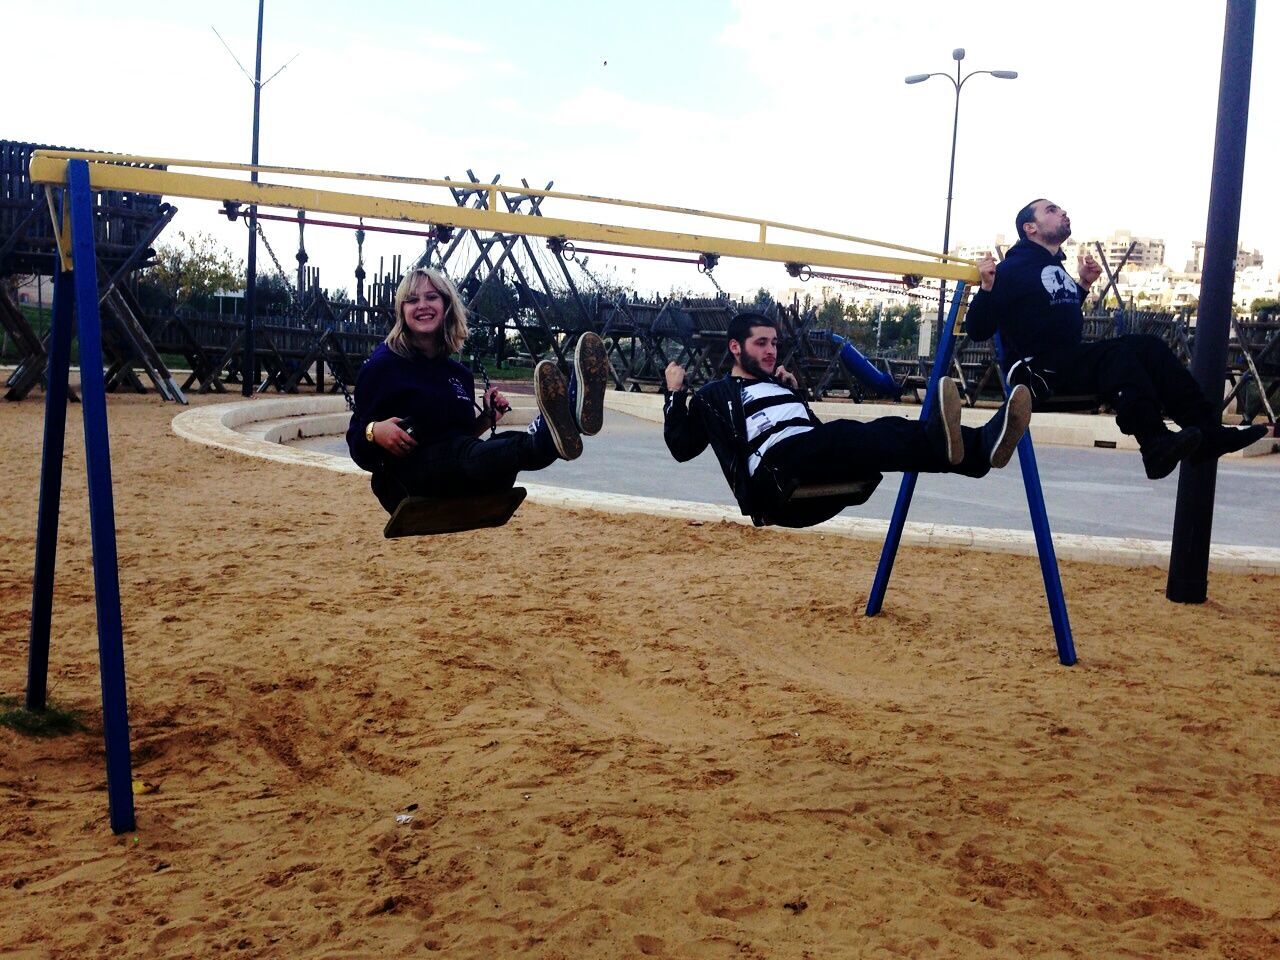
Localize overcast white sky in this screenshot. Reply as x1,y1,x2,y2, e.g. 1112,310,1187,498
7,1,1276,297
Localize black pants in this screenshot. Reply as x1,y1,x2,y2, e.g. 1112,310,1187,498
372,431,555,514
751,416,989,527
1039,335,1213,441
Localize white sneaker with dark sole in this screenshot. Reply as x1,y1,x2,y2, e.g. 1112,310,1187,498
573,332,609,436
533,361,582,461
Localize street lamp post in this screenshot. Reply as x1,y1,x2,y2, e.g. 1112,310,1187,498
214,1,299,396
905,49,1017,359
244,0,264,398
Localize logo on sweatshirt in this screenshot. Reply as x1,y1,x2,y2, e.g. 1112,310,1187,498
1040,266,1079,305
448,377,470,401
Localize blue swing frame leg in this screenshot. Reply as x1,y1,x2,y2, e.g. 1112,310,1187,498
26,269,76,711
25,161,136,833
1012,432,1077,665
866,283,966,616
864,285,1077,666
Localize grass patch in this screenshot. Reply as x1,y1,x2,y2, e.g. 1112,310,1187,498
0,695,85,737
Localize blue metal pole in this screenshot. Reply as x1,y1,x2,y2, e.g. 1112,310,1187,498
990,333,1076,665
1010,432,1077,665
25,257,76,711
67,159,135,834
866,282,967,615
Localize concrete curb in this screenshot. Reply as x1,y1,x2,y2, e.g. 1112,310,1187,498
171,397,1280,575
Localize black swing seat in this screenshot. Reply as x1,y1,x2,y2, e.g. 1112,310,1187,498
752,475,881,528
383,487,527,538
787,480,879,500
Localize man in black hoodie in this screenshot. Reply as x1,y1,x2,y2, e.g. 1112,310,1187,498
663,312,1032,528
966,198,1266,479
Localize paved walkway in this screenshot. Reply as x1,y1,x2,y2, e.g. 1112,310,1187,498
172,395,1280,573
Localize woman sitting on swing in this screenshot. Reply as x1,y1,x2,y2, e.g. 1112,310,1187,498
347,267,609,514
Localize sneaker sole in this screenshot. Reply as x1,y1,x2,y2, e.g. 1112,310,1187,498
938,378,963,466
990,384,1032,468
573,332,609,436
534,362,582,461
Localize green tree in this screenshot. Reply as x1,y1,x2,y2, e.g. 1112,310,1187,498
1250,297,1278,318
876,302,921,349
147,231,244,307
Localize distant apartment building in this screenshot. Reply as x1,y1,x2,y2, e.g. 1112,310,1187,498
951,236,1008,262
1065,231,1166,271
1232,265,1280,312
1185,241,1264,274
953,231,1166,270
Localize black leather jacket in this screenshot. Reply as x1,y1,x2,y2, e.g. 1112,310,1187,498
663,374,826,522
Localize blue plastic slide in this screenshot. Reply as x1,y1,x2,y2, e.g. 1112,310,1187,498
829,333,900,397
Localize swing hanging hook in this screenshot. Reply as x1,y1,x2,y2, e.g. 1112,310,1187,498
785,262,812,282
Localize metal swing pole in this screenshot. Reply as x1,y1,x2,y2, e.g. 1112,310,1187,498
865,282,967,616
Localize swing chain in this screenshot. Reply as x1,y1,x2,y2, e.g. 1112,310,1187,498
470,353,501,438
251,218,307,319
247,216,357,412
799,268,955,306
698,254,725,295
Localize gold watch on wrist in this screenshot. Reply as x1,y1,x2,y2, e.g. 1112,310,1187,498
365,420,376,443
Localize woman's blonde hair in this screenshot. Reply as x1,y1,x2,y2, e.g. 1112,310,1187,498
386,267,469,358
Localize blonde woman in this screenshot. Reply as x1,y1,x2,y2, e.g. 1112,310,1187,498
347,267,608,513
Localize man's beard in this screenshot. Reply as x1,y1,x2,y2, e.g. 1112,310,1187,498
739,352,774,380
1043,223,1071,245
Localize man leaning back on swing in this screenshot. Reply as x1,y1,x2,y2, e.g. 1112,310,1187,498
663,312,1034,528
966,198,1267,480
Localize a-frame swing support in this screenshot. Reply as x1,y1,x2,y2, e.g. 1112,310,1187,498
865,286,1077,667
27,160,135,833
24,150,1080,832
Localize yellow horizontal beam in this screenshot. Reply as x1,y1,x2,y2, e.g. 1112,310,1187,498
30,154,979,284
32,149,978,267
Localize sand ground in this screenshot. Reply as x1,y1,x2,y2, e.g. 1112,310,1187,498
1,392,1278,959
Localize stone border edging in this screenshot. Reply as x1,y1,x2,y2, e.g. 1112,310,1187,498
171,397,1280,575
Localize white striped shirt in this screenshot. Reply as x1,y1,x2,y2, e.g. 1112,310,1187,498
741,380,813,475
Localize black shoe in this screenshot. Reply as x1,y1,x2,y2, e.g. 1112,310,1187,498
1189,422,1269,463
925,377,964,466
533,361,582,460
1140,427,1202,479
572,332,609,436
980,384,1032,468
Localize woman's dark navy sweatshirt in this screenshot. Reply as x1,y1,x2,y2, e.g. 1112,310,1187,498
345,343,477,471
965,239,1087,364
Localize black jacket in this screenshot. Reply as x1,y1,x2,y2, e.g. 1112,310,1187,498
663,374,826,521
966,239,1086,364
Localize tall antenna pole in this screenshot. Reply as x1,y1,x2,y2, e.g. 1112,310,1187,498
242,0,265,397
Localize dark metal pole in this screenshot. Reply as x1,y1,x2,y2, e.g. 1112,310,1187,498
242,0,264,397
1167,0,1255,603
